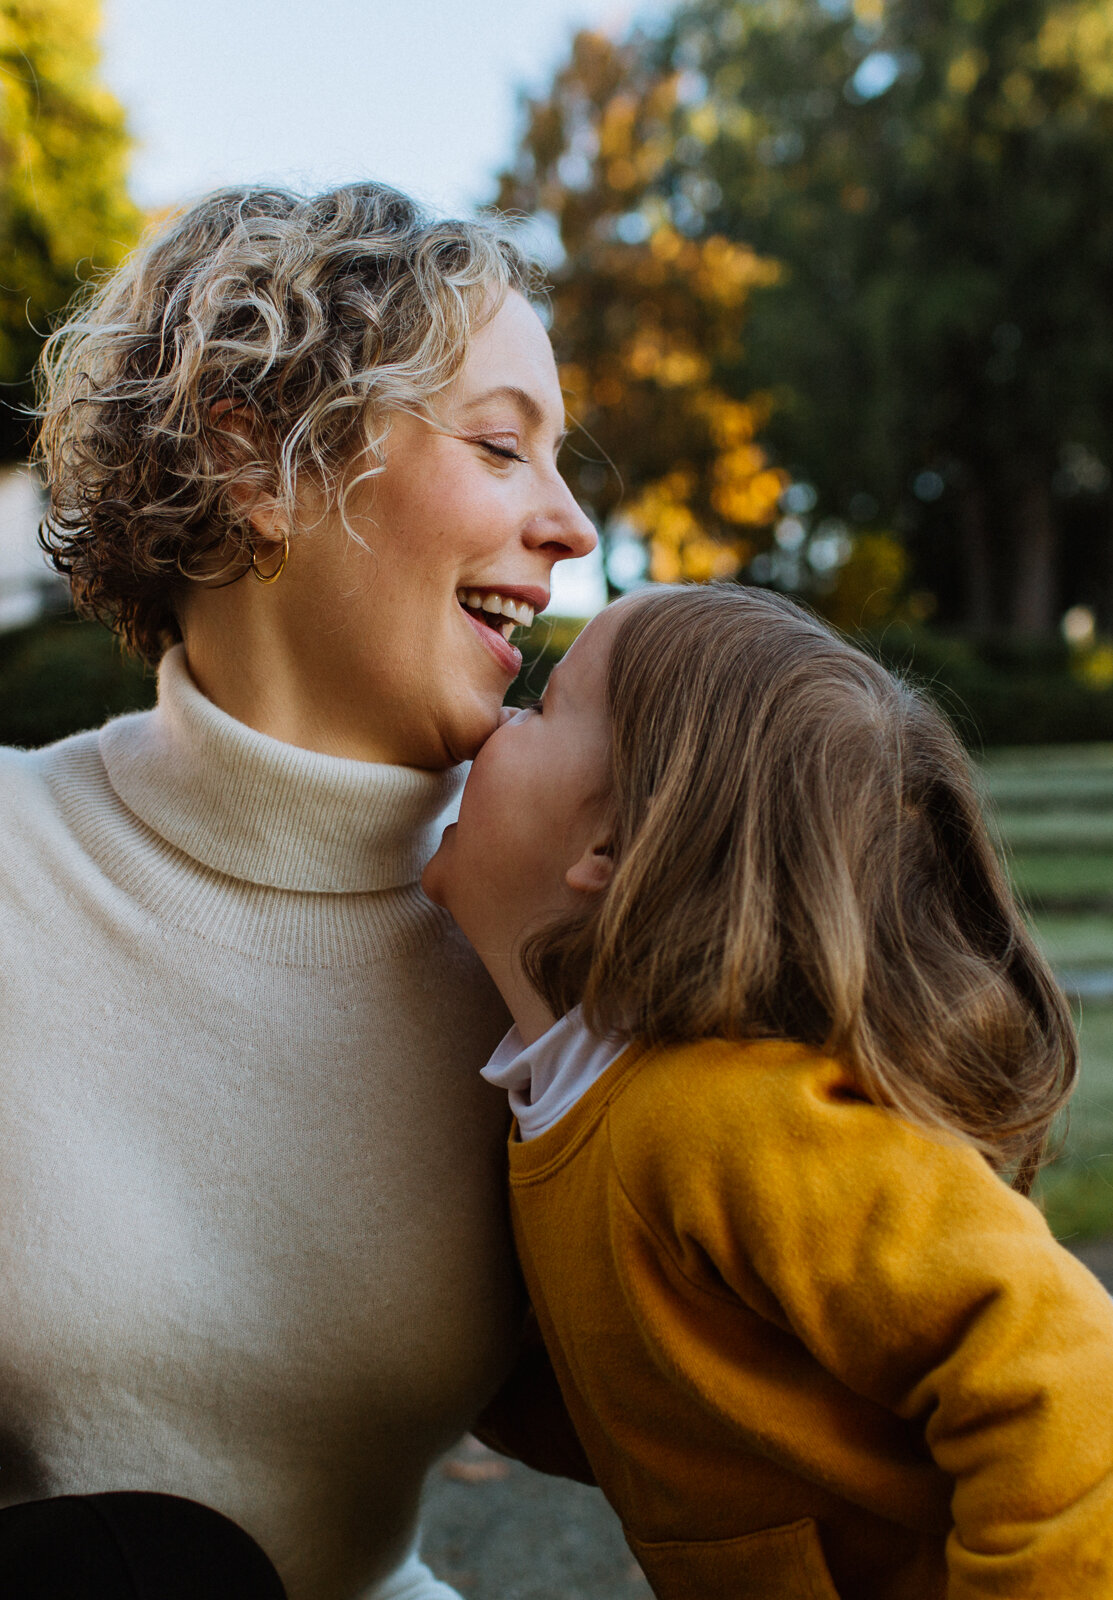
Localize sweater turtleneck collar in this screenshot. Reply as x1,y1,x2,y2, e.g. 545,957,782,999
99,645,463,893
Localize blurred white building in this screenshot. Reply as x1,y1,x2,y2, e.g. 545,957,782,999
0,467,66,632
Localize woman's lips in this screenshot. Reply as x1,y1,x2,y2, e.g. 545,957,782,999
461,607,523,676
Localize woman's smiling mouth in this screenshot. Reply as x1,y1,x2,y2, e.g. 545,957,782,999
456,585,547,678
456,588,537,641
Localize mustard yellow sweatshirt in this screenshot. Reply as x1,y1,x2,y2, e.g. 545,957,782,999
507,1036,1113,1599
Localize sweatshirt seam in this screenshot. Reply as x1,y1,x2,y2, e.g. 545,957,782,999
507,1043,648,1185
604,1110,759,1314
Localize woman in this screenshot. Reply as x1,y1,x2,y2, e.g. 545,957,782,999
1,183,595,1599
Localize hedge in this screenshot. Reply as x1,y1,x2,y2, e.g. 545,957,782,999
2,608,1112,752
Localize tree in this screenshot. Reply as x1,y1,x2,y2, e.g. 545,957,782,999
495,31,787,593
0,0,140,459
499,0,1113,635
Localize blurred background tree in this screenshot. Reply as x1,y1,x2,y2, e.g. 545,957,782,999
497,0,1113,639
0,0,140,459
495,31,789,593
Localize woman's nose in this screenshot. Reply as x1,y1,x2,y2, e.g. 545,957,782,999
524,478,598,561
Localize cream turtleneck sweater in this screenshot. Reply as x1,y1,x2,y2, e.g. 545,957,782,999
0,646,519,1600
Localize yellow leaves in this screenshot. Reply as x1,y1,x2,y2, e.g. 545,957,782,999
1,0,139,320
696,235,780,305
820,532,909,632
635,138,670,183
658,350,711,386
638,479,749,584
648,73,682,118
625,472,704,583
650,225,685,263
1037,3,1113,99
696,390,773,448
715,443,765,485
593,375,625,407
624,328,710,386
698,393,757,448
687,103,719,146
510,51,788,592
625,397,786,581
568,28,626,101
558,363,593,411
669,535,753,584
598,93,667,189
853,0,885,24
607,159,638,191
1073,641,1113,690
709,419,787,527
947,48,988,95
560,358,622,410
1002,70,1034,110
598,93,639,160
712,455,788,525
646,226,778,309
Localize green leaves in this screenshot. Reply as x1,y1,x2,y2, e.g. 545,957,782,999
0,0,140,458
500,0,1113,633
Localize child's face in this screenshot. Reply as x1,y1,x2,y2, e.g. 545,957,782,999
423,603,622,985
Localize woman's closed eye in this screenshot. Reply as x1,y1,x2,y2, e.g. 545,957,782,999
477,438,528,465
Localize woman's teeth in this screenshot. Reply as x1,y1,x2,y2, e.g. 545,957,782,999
457,590,536,641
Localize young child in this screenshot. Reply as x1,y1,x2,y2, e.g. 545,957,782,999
423,583,1113,1600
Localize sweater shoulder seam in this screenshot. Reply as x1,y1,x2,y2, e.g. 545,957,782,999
603,1108,752,1312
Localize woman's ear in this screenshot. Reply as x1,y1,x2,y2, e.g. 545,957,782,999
210,401,290,544
565,837,614,896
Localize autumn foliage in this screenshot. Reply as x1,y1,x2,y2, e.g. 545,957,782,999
495,32,787,590
0,0,140,458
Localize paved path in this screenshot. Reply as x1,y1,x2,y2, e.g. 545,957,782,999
420,1240,1113,1600
421,1436,645,1600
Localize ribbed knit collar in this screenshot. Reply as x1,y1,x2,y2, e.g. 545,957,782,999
99,645,463,893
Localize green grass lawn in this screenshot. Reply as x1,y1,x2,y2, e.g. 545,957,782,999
980,746,1113,1238
1007,852,1113,907
1034,1004,1113,1241
1027,911,1113,970
997,812,1113,851
980,743,1113,802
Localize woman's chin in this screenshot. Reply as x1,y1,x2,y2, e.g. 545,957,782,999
441,697,507,766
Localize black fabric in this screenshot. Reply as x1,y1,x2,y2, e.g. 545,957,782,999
0,1491,287,1599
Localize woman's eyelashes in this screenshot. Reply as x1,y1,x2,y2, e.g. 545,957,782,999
477,437,528,465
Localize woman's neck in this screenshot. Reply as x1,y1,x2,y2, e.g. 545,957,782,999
179,584,416,766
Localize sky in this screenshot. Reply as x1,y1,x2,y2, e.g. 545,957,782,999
100,0,638,217
97,0,637,612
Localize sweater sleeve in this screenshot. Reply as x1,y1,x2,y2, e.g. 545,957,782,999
615,1044,1113,1600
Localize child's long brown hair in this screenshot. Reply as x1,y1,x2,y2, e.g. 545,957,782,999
523,584,1076,1193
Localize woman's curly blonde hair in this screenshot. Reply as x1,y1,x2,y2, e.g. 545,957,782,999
34,182,537,662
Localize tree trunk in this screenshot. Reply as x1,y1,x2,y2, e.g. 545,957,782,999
957,484,994,633
1010,474,1057,636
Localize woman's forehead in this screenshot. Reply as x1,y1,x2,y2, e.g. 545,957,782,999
457,297,562,410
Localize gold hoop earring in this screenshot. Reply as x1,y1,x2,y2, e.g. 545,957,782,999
250,534,289,585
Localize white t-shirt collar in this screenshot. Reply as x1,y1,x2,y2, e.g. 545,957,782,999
482,1006,626,1140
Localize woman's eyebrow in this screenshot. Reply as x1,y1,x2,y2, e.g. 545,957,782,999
460,385,570,448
